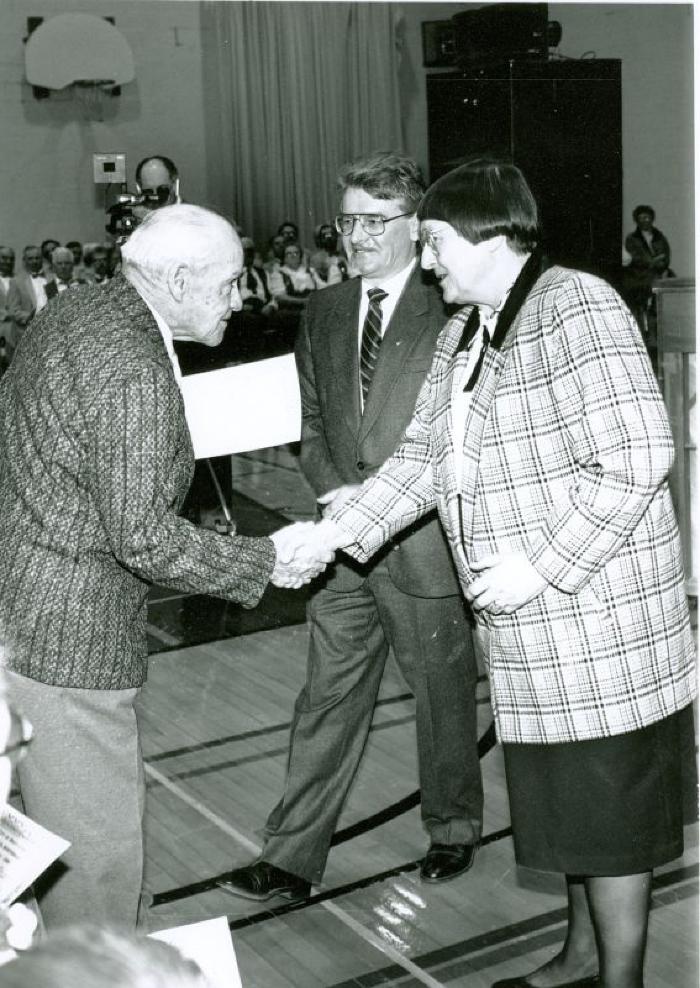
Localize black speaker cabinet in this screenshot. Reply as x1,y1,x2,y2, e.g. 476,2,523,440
426,59,622,280
452,3,550,67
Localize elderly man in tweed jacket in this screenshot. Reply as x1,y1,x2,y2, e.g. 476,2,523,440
0,205,322,931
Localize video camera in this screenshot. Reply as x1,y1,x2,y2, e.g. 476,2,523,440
105,188,170,243
93,153,173,244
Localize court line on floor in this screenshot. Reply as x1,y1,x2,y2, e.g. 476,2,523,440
323,866,699,988
143,759,448,988
150,722,499,902
146,716,415,786
145,691,416,763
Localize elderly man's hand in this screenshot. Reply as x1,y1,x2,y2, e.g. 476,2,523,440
465,552,548,615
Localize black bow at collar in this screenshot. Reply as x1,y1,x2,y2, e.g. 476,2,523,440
455,248,550,354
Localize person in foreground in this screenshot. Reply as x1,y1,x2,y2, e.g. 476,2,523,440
0,204,328,931
0,925,209,988
280,159,697,988
220,151,482,904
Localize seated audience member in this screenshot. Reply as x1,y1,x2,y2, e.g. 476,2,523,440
278,220,311,265
15,246,48,324
40,239,60,278
0,248,22,361
0,926,209,987
65,240,88,281
264,233,286,274
309,223,348,287
90,245,112,286
268,243,315,307
623,203,674,335
239,237,276,315
44,247,87,300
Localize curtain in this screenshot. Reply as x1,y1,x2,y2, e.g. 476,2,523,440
200,2,404,250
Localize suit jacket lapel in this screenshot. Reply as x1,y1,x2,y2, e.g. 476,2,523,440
328,279,363,437
359,267,429,441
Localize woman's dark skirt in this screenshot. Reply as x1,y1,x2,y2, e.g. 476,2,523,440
502,705,696,876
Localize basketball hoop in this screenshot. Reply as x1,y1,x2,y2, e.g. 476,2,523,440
71,79,115,122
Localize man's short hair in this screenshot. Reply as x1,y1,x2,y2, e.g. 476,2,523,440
277,221,298,236
135,155,179,186
417,158,540,255
633,204,655,222
41,239,60,256
337,151,426,211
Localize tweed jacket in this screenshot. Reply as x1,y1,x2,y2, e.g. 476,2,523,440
295,263,459,597
333,255,696,743
0,275,275,690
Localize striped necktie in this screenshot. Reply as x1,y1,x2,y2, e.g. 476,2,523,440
360,287,388,406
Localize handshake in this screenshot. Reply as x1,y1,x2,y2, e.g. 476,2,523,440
268,485,359,589
270,517,346,589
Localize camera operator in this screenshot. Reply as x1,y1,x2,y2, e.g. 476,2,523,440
106,156,181,245
134,156,181,207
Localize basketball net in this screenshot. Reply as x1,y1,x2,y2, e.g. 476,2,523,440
71,79,114,122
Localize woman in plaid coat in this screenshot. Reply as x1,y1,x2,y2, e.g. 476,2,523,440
317,160,696,988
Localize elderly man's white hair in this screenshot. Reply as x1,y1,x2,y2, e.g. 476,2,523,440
51,246,74,264
121,204,237,281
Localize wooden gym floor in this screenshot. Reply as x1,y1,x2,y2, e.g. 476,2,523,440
139,448,698,988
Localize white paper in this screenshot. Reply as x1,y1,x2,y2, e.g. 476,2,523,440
181,354,301,459
0,806,70,909
150,915,241,988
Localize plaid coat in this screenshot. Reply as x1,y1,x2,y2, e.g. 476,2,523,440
0,275,275,690
333,254,696,743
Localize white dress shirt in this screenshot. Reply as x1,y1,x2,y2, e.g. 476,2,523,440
30,275,48,311
142,298,183,391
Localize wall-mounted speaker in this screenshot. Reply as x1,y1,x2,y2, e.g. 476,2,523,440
452,3,558,69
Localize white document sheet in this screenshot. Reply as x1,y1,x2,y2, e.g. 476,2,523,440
0,806,70,909
181,354,301,459
150,915,242,988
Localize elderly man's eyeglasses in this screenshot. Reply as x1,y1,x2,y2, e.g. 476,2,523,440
1,708,33,768
335,212,413,237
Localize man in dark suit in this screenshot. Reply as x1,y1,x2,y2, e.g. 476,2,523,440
221,151,483,901
0,204,321,930
44,246,88,301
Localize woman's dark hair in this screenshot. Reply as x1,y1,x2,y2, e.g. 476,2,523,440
417,158,540,254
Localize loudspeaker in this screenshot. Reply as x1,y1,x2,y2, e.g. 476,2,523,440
452,3,550,68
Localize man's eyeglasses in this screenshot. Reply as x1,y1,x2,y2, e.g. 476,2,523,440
335,212,413,237
1,708,33,768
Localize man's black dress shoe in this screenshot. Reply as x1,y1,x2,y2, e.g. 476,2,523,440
217,860,311,901
492,975,600,987
420,842,477,882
